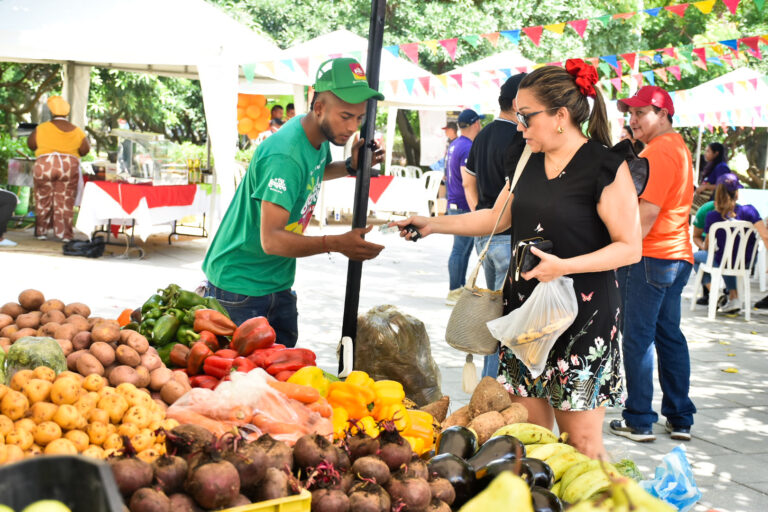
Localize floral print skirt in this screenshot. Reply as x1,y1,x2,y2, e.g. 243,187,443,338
499,270,623,411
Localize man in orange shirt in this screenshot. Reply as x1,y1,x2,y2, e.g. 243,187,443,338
610,86,696,443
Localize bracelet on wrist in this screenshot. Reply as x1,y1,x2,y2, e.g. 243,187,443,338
345,157,357,176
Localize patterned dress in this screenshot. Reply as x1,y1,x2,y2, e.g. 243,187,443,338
499,140,624,411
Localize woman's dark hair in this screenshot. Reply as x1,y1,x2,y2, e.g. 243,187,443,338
519,66,611,147
714,183,737,219
701,142,727,181
623,125,633,138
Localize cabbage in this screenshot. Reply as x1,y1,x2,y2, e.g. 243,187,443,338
4,336,66,384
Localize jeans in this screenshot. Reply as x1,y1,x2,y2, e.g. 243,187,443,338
618,257,697,429
693,250,736,291
0,190,17,238
474,234,511,377
204,283,298,347
447,208,473,290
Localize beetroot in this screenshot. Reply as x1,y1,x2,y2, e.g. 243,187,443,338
293,434,338,472
377,423,413,472
128,488,170,512
312,488,350,512
185,460,240,510
334,445,351,472
256,433,294,470
152,455,187,495
386,475,432,512
346,432,380,461
168,494,201,512
340,472,357,494
110,457,154,497
251,467,291,502
230,494,252,507
225,442,268,490
348,482,390,512
401,457,429,481
428,478,455,506
427,498,451,512
350,456,390,486
168,425,214,460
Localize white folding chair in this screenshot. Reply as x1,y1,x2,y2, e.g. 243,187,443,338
420,171,444,216
405,165,423,179
757,243,766,292
689,220,760,321
386,164,406,177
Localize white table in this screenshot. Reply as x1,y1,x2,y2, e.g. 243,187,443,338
315,175,428,222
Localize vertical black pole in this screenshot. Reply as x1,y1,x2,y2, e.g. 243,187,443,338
339,0,387,374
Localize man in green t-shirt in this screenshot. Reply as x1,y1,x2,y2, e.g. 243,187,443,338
202,58,385,346
691,199,729,306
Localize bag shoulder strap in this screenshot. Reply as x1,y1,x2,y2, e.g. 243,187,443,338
467,145,532,288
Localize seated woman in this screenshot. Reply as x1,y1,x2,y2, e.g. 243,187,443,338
695,142,730,201
0,188,19,247
703,173,768,314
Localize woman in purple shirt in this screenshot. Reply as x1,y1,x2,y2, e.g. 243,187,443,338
695,142,730,200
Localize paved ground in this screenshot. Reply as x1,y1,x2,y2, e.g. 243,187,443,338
2,220,767,511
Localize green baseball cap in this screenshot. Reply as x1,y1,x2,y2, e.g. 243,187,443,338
314,58,385,104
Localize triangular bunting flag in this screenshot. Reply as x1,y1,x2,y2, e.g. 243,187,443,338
280,59,295,72
707,56,723,66
720,39,738,51
418,76,430,94
610,77,623,91
401,43,419,64
439,39,458,60
384,45,399,58
500,68,512,78
544,23,566,34
653,53,664,65
662,47,677,59
693,47,707,62
597,62,612,77
436,75,448,88
757,106,763,118
462,34,481,47
500,30,521,45
644,7,662,16
546,61,563,68
522,26,544,46
754,0,765,11
693,58,708,70
725,82,735,94
715,112,722,122
681,60,695,74
749,78,758,89
595,15,612,26
740,36,761,51
667,65,682,80
390,80,399,96
622,75,633,86
699,113,707,123
665,4,689,17
403,78,415,95
263,61,276,76
587,57,600,69
241,63,256,83
568,19,588,38
738,80,748,90
722,0,740,14
613,12,636,19
492,78,501,87
716,84,726,93
481,32,500,46
450,74,463,88
693,0,716,12
633,73,645,86
423,40,439,54
721,53,735,67
516,66,529,74
654,68,668,83
295,57,310,76
642,70,656,85
600,55,620,72
621,53,637,69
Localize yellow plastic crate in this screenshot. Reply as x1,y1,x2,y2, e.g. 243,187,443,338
221,489,312,512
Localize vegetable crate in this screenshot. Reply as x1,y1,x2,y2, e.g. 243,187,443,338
0,455,124,511
222,489,311,512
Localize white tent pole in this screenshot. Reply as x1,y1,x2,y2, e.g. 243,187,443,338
763,131,768,189
385,106,397,173
694,124,703,185
60,62,91,129
292,84,306,114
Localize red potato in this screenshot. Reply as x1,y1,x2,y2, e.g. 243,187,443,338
40,310,66,325
18,289,44,311
56,338,73,357
53,323,78,341
135,365,151,389
139,351,162,372
39,299,65,313
64,314,90,333
89,342,116,367
11,328,37,342
76,353,105,377
116,345,141,367
149,367,173,391
0,303,26,319
15,311,42,330
0,314,13,330
67,350,87,372
71,331,92,351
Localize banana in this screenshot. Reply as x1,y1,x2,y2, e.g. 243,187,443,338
559,460,619,495
526,442,576,462
547,451,591,481
562,468,613,504
608,477,676,512
550,481,561,497
490,422,558,445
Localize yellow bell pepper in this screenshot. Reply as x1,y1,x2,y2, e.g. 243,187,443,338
288,366,330,397
345,370,375,389
402,410,435,452
332,407,349,439
350,415,380,438
376,403,411,432
403,435,425,455
328,386,368,420
371,380,405,417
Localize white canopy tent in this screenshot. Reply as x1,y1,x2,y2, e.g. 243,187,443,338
0,0,293,229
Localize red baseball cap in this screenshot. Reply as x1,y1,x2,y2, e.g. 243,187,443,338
617,86,675,116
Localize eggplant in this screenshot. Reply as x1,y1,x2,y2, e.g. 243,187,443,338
466,435,525,471
521,458,555,489
531,486,563,512
435,426,477,460
474,459,533,491
427,454,476,507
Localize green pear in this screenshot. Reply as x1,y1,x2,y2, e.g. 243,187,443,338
21,501,71,512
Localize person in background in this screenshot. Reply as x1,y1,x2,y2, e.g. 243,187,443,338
0,189,19,247
442,121,458,144
285,103,296,120
695,142,730,201
462,73,526,378
444,109,484,306
620,125,645,154
270,104,284,122
27,96,90,243
702,173,768,314
269,118,284,133
202,58,385,346
691,197,728,308
612,86,696,444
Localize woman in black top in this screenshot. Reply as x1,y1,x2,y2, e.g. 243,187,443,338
396,61,641,458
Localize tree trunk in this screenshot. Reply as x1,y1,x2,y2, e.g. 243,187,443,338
396,109,419,165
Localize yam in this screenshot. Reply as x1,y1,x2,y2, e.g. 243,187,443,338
0,303,25,319
15,312,42,330
89,342,116,367
467,411,505,445
53,323,78,341
71,331,92,351
441,405,471,429
140,352,162,372
56,338,73,357
64,302,91,318
18,290,45,311
149,367,173,391
160,380,186,404
115,345,141,367
500,404,528,425
11,328,37,342
420,396,450,423
40,310,66,325
38,322,60,338
108,366,140,387
67,350,88,372
91,323,120,343
39,299,65,313
64,314,90,333
135,365,151,389
0,314,13,330
468,377,511,419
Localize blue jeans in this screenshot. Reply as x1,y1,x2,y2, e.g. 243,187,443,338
693,250,736,290
204,283,298,347
448,208,473,290
474,234,511,378
618,258,696,429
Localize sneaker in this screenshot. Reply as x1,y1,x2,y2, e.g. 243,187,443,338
717,293,728,309
609,419,656,442
696,294,709,306
665,421,691,441
0,238,17,247
61,238,71,243
36,235,47,240
719,298,741,314
755,295,768,310
445,288,463,306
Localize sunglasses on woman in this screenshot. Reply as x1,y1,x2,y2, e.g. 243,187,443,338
516,107,561,129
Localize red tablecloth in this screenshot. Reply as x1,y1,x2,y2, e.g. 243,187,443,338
343,175,394,203
93,182,198,215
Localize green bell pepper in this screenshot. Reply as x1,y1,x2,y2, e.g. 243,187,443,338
152,314,181,345
122,322,140,331
156,343,178,366
166,308,186,319
139,318,157,337
204,296,231,318
176,324,201,345
143,308,164,320
141,294,165,314
175,290,208,310
182,305,206,325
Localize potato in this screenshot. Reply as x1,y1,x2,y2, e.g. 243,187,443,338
114,346,139,367
0,338,10,352
160,380,186,405
57,371,84,384
36,322,59,338
467,411,506,445
50,377,80,405
1,391,30,420
14,418,36,433
119,331,149,355
6,429,34,450
0,415,13,436
139,352,162,373
500,404,528,425
49,339,72,359
64,430,89,452
98,393,129,424
88,408,110,425
76,353,105,377
89,342,116,367
33,421,62,446
11,328,37,342
10,370,35,392
83,444,106,460
53,404,83,430
15,312,42,330
40,299,65,314
149,367,173,392
45,437,77,455
91,323,120,344
109,366,140,388
134,366,151,389
18,290,45,311
0,314,14,330
41,310,66,325
64,302,91,318
82,374,106,392
29,402,58,424
67,350,87,372
86,421,109,445
64,314,90,333
32,366,56,382
71,331,92,351
53,323,78,341
0,303,26,319
22,379,52,404
0,324,18,339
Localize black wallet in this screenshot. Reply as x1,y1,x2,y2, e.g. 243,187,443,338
514,238,554,280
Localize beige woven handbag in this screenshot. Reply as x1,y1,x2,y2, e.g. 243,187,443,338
444,146,531,390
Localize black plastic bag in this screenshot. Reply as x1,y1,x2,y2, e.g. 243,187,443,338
62,238,106,258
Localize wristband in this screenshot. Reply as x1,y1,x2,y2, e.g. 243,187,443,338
345,157,357,176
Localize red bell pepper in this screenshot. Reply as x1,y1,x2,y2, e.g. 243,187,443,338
187,341,214,375
214,349,238,359
193,309,237,336
203,356,234,379
247,345,286,368
198,330,220,351
231,357,257,373
231,316,276,356
169,344,190,368
190,375,219,389
274,370,297,381
264,348,317,376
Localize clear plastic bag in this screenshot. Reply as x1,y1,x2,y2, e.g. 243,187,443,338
486,276,578,378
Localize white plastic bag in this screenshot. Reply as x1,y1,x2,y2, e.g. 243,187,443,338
486,276,578,378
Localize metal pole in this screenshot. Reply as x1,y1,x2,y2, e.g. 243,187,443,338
339,0,386,375
694,124,703,185
763,129,768,190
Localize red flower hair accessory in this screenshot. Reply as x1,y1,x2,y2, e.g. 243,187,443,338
565,58,598,98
